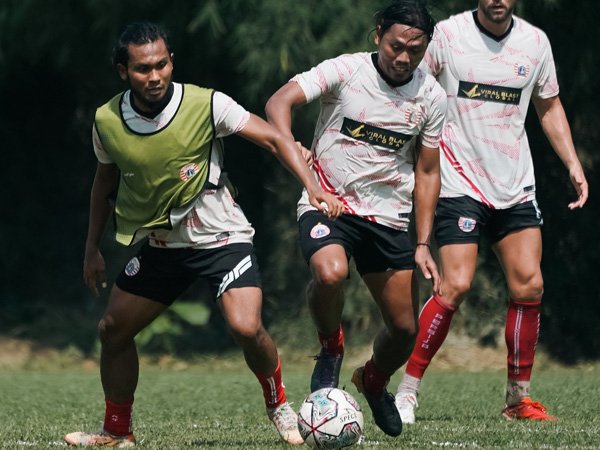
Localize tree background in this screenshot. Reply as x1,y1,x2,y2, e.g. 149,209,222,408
0,0,597,362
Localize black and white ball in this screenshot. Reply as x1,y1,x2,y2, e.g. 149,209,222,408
298,388,364,449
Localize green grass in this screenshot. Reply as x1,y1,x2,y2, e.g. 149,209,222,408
0,359,599,449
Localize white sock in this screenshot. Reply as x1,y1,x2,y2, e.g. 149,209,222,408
398,373,421,396
506,379,530,406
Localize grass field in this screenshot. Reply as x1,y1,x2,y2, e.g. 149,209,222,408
1,356,599,449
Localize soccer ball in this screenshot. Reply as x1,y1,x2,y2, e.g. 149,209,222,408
298,387,364,449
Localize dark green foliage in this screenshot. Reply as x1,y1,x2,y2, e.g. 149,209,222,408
0,0,597,361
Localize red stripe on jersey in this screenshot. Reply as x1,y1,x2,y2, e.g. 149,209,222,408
312,160,380,223
312,160,354,214
440,139,494,209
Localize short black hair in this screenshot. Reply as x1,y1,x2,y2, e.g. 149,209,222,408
375,0,436,41
112,21,172,67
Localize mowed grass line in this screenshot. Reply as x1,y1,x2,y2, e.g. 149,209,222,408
0,364,599,449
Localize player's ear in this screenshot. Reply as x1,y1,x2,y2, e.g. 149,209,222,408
117,63,128,81
374,26,381,46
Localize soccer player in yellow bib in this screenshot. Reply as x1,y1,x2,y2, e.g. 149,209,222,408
64,21,342,448
394,0,588,424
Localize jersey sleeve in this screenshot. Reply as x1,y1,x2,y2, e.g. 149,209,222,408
420,81,447,149
291,53,363,103
92,123,114,164
532,32,559,99
212,91,250,138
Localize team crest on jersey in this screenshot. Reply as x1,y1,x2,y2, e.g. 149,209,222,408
310,223,331,239
514,63,530,78
404,106,423,126
125,257,141,277
179,163,199,182
458,217,477,233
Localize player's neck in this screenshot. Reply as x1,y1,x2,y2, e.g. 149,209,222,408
131,82,175,119
473,10,513,41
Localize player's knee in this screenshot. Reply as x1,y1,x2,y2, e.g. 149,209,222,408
98,315,128,350
312,263,347,289
228,315,262,343
442,278,471,303
510,274,544,301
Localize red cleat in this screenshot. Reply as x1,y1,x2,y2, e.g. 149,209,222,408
502,397,558,421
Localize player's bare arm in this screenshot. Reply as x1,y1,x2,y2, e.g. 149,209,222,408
265,81,307,137
237,114,343,219
266,84,315,165
532,95,589,209
413,143,441,294
83,162,119,297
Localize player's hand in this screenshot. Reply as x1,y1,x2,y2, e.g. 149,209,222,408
308,191,345,220
415,245,441,295
568,166,588,209
83,247,108,298
296,141,314,166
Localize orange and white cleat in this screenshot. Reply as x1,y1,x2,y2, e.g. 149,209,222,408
502,397,558,421
64,430,136,447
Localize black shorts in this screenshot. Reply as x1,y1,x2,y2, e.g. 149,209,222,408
434,196,543,246
298,211,415,276
115,242,261,305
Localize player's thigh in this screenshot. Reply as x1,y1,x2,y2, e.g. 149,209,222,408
218,286,263,336
101,285,168,341
299,211,352,283
492,227,543,299
363,269,417,332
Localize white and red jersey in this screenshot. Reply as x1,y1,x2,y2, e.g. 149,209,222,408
92,82,255,249
292,52,446,230
423,11,559,208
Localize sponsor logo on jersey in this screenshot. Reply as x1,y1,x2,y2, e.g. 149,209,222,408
514,63,530,77
341,117,414,151
458,217,477,233
457,81,521,105
125,257,141,277
179,162,199,182
310,223,331,239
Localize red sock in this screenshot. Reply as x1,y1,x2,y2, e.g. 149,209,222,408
363,358,390,396
318,324,344,355
505,300,540,381
254,358,287,409
103,398,133,436
405,294,457,378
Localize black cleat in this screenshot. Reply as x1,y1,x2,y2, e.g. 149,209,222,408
310,349,344,392
351,366,402,437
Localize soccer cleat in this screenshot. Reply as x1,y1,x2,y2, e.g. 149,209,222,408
64,430,136,447
351,367,402,437
395,391,418,424
310,349,344,392
267,402,304,445
501,397,558,421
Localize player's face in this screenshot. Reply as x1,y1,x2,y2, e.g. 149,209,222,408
375,23,429,83
118,38,174,112
478,0,517,24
